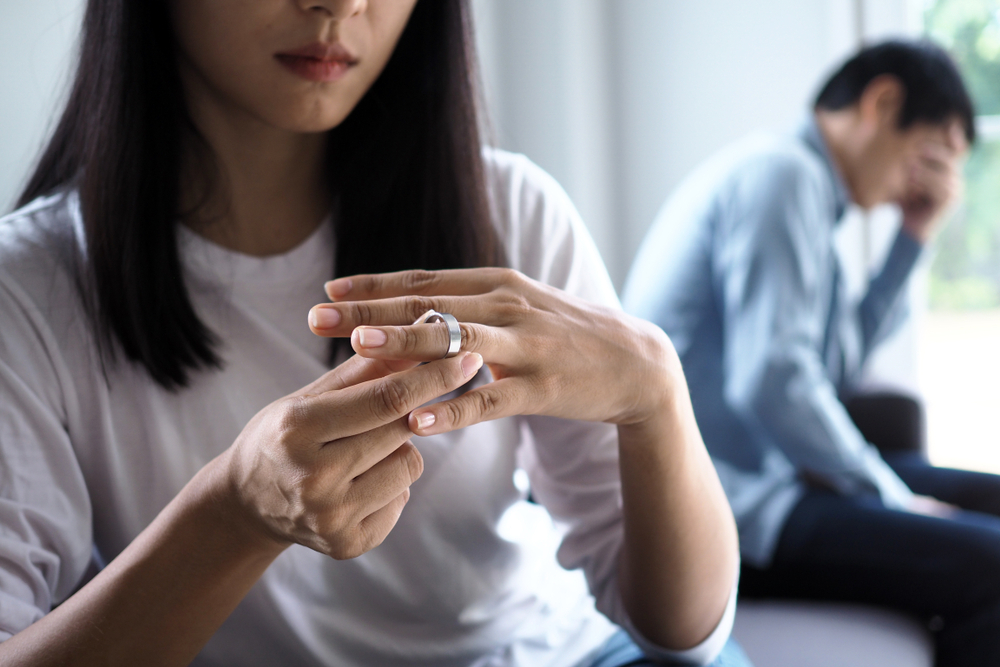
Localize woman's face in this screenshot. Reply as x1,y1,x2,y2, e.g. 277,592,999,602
171,0,419,133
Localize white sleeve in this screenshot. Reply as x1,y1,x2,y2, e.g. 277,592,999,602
487,149,736,664
0,271,92,641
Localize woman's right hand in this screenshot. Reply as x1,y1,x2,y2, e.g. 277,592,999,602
220,350,483,560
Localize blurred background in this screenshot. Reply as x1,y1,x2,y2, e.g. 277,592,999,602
2,0,997,472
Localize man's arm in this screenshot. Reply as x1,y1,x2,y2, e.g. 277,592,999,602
861,120,966,357
858,229,922,359
717,156,913,508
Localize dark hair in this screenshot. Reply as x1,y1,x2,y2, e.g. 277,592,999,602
17,0,504,390
814,40,976,144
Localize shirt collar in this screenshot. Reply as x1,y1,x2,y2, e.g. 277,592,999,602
798,115,851,222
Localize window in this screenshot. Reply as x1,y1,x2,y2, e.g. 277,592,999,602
920,0,1000,473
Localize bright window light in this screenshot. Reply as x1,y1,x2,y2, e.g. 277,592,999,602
921,0,1000,473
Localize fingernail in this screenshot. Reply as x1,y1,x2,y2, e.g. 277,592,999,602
326,278,352,298
414,412,436,430
462,352,483,378
310,307,341,329
357,327,387,348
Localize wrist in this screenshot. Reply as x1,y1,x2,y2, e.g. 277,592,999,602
195,451,291,562
900,218,931,245
617,390,690,450
619,320,688,427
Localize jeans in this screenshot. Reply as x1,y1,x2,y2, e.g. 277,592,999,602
740,453,1000,667
588,630,752,667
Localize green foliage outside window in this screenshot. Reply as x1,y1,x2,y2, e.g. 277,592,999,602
925,0,1000,309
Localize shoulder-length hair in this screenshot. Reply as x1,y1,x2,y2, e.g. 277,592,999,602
17,0,504,390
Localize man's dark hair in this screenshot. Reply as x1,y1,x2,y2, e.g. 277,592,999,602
814,40,976,144
17,0,505,390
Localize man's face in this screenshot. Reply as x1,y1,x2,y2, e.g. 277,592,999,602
861,116,968,209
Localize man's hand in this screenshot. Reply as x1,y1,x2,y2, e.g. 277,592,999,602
899,119,968,244
907,494,959,519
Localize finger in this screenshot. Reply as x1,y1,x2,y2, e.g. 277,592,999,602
309,295,501,337
910,160,959,205
298,352,484,441
349,488,411,558
907,160,949,196
293,354,420,398
351,321,510,363
323,415,414,478
905,167,932,198
325,267,523,302
407,377,529,436
944,119,968,155
344,441,423,521
917,147,952,174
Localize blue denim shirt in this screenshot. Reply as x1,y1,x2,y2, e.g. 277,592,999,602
623,119,921,566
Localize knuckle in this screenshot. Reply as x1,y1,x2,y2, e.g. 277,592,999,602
495,267,520,285
274,396,309,442
471,389,502,418
406,296,437,321
400,326,422,355
501,268,530,288
403,270,438,293
460,324,479,350
442,390,500,426
371,378,413,420
358,275,379,293
349,301,375,325
440,399,468,427
497,293,533,321
432,357,461,389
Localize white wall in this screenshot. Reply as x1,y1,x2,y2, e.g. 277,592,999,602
473,0,867,287
611,0,859,285
473,0,923,393
0,2,84,213
472,0,618,272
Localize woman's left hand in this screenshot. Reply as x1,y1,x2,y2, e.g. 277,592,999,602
309,268,740,652
308,268,681,437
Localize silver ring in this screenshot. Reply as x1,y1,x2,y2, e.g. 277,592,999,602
413,309,462,358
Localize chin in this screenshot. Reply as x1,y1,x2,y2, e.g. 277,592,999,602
268,104,355,134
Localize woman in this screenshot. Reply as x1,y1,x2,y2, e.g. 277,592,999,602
0,1,745,665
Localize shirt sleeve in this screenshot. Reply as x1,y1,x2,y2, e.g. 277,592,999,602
858,229,923,359
490,150,736,665
0,271,93,641
715,157,913,510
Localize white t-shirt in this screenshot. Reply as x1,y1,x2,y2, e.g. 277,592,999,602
0,149,734,666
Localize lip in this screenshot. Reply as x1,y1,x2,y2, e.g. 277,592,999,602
275,42,358,83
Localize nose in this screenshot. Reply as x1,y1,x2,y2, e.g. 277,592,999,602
296,0,367,20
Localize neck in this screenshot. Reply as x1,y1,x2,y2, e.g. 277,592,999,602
179,75,330,257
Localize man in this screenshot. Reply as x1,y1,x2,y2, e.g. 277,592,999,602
623,41,1000,666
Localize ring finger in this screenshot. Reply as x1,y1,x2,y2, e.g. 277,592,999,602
351,321,511,363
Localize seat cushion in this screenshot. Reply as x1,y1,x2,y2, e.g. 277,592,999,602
732,600,933,667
